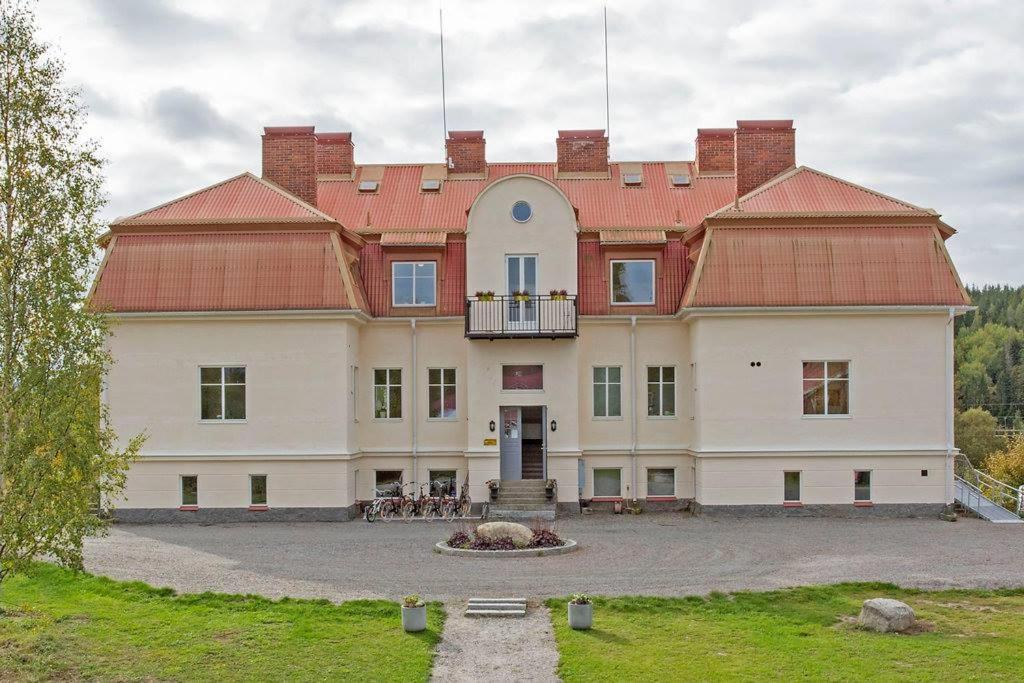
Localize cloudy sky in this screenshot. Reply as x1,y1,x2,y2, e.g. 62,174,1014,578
35,0,1023,285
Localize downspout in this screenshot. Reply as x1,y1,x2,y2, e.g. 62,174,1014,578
411,319,418,493
945,306,955,507
630,315,638,505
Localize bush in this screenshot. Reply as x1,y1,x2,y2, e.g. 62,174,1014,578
445,524,565,550
956,408,1006,466
531,528,563,548
446,531,471,549
984,436,1024,488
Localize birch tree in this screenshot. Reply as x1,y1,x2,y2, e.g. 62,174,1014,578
0,0,141,582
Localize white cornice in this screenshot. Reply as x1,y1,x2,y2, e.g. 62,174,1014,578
678,305,973,320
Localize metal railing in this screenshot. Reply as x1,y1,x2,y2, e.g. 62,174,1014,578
465,294,578,339
954,453,1023,517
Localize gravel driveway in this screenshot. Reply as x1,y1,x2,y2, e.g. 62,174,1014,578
83,514,1024,602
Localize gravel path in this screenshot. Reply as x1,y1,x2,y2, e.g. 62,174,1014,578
83,514,1024,602
430,602,559,682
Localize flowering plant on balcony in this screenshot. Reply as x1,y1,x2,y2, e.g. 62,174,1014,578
549,289,568,300
474,290,495,301
512,290,531,302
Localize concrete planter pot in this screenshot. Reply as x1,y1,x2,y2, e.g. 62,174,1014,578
401,604,427,632
568,602,593,630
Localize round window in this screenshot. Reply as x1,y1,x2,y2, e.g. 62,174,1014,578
511,200,532,223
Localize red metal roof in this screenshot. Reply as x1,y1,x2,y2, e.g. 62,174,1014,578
379,231,448,246
91,232,358,312
686,226,968,307
725,167,930,215
113,173,335,226
316,162,734,232
599,229,667,244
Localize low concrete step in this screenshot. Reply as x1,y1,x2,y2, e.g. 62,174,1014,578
487,507,556,521
495,496,549,503
468,597,526,604
465,597,527,618
464,608,526,618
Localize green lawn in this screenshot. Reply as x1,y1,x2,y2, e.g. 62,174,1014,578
0,563,443,682
548,584,1024,682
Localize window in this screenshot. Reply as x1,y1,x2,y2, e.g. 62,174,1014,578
670,173,691,186
611,260,655,305
647,468,675,497
421,179,442,192
802,361,850,415
428,368,457,419
250,475,267,506
502,364,543,391
429,470,457,496
593,366,622,417
200,366,245,421
784,471,801,502
623,172,643,186
392,262,436,307
647,366,675,417
181,475,198,507
358,179,379,192
373,369,402,419
375,470,403,496
511,200,532,222
593,468,622,498
854,470,871,502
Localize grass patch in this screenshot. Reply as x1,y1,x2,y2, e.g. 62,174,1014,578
547,584,1024,681
0,563,443,682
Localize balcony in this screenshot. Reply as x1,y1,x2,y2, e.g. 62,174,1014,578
465,295,578,339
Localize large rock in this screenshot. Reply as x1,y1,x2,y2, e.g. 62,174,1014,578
858,598,916,633
475,521,533,546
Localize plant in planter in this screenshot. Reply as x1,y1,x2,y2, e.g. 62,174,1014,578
545,478,557,501
549,289,568,301
512,290,531,302
568,593,593,630
486,479,500,501
401,594,427,632
477,290,495,301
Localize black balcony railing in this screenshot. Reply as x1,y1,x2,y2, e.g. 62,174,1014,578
465,295,578,339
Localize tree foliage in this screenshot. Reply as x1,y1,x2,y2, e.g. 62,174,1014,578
954,408,1005,467
984,436,1024,489
0,0,141,582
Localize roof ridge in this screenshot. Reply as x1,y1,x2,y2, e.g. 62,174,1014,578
795,166,934,213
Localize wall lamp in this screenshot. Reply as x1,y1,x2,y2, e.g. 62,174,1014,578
550,419,557,432
489,420,496,432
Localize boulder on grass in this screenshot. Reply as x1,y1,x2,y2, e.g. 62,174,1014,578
858,598,916,633
475,521,533,546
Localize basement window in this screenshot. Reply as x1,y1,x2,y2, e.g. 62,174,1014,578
358,180,379,192
670,173,691,187
623,172,643,186
420,179,442,192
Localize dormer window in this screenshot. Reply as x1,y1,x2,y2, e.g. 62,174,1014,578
623,173,643,186
610,259,655,305
392,261,436,307
421,179,442,192
358,180,379,193
670,174,691,187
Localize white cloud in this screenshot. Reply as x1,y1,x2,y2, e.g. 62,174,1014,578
35,0,1024,284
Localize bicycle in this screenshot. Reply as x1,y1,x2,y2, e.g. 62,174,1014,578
364,484,402,523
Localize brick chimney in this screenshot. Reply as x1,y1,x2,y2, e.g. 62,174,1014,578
262,126,317,206
446,130,486,174
316,132,354,176
556,129,608,174
734,120,795,199
694,128,735,175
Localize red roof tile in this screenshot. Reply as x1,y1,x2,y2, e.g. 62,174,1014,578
686,226,968,308
91,232,357,312
721,167,930,215
113,173,336,226
316,162,734,232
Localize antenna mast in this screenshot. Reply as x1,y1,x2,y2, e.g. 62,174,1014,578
604,4,610,138
439,8,448,150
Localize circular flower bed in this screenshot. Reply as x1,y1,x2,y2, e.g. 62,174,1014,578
434,522,579,557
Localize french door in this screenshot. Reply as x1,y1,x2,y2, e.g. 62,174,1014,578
506,254,537,330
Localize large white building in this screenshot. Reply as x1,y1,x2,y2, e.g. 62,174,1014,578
90,121,970,521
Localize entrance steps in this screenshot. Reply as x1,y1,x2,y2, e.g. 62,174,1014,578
465,598,527,618
489,480,556,520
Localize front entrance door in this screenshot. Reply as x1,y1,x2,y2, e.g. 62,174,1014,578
499,406,522,480
506,255,537,331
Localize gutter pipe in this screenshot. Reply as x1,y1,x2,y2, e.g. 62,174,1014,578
630,315,638,504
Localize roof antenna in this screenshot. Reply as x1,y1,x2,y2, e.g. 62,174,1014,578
604,4,611,138
439,7,449,161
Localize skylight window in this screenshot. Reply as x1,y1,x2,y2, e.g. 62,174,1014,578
421,179,442,192
358,180,379,192
670,174,691,187
623,173,643,186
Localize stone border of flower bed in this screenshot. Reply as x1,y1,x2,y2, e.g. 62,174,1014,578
433,539,579,557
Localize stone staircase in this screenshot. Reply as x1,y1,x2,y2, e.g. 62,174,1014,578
488,480,556,521
464,597,527,618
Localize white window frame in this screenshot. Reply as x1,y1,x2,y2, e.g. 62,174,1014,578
646,467,676,498
180,474,198,507
802,360,851,418
427,367,458,421
391,261,436,307
199,365,246,423
592,366,622,419
249,474,268,507
592,467,623,499
609,259,656,306
373,368,403,420
374,469,404,497
646,365,676,418
784,471,801,503
854,470,872,502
